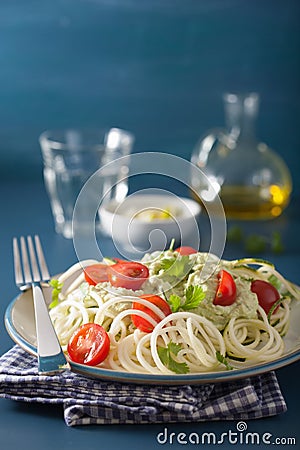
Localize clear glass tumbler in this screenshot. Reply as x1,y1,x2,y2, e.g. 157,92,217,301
39,128,134,238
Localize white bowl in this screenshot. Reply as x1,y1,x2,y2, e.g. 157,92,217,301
99,193,201,255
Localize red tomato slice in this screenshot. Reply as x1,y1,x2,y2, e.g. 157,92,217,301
84,264,109,285
175,246,197,255
131,294,172,333
67,323,110,366
213,269,237,306
251,280,280,315
107,262,149,291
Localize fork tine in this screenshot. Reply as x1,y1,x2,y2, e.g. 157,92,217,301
13,237,23,286
20,236,32,284
34,235,50,281
13,235,68,373
27,235,41,282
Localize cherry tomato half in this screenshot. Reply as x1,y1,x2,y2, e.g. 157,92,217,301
107,262,149,291
84,264,109,285
131,294,172,333
251,280,280,315
175,246,198,255
213,269,237,306
67,323,110,366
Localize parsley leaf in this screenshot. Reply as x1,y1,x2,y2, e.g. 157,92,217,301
160,258,176,271
157,342,189,374
168,342,181,356
49,279,63,309
184,285,206,310
168,294,181,312
167,286,206,312
216,351,234,370
160,255,193,279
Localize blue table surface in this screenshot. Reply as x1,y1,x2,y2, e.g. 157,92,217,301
0,179,299,450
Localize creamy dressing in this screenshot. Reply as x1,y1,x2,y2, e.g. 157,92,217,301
143,251,259,330
188,272,258,330
86,250,260,331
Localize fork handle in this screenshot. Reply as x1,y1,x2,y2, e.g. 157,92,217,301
32,283,68,373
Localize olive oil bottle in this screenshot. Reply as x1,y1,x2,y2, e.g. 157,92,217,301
191,93,292,220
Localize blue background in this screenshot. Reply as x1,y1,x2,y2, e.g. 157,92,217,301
0,3,300,447
0,0,299,196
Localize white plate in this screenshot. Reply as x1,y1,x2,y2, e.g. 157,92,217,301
5,288,300,385
5,287,300,385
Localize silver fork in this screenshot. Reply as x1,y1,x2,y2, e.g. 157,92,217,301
13,235,68,374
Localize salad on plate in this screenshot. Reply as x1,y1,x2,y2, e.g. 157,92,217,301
49,245,299,375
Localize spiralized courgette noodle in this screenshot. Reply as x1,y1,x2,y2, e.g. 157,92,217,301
49,251,299,374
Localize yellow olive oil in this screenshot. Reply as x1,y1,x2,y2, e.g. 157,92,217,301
192,184,290,220
218,185,290,220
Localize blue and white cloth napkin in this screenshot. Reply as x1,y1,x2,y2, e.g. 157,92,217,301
0,345,287,426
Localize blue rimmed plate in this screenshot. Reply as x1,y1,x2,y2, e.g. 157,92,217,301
4,288,300,385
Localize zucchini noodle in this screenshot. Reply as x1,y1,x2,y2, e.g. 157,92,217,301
49,252,298,374
223,306,284,363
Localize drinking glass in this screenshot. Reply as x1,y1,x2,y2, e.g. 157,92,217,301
39,128,134,238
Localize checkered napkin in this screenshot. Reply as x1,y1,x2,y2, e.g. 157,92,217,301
0,346,287,426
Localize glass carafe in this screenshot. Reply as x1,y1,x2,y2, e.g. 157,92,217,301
190,93,292,220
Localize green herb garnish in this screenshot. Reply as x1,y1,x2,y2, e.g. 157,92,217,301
160,255,193,279
168,285,206,312
157,342,189,374
216,351,234,370
49,279,63,309
185,285,206,309
168,294,181,312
